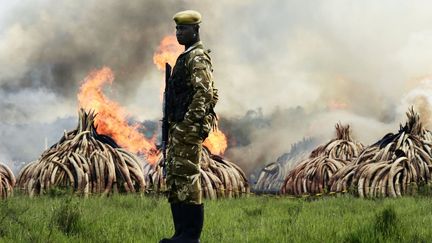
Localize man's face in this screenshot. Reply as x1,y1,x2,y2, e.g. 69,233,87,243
176,24,196,45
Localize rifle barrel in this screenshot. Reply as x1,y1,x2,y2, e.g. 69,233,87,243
161,63,172,178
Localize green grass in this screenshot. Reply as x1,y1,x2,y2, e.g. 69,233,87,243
0,192,432,242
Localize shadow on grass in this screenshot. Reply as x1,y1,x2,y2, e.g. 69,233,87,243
51,197,82,236
242,207,264,217
344,206,402,243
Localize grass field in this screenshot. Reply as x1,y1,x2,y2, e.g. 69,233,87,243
0,192,431,243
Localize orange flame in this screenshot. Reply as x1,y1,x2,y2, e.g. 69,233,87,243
204,128,228,155
153,35,183,100
77,67,158,164
153,35,229,155
153,35,183,71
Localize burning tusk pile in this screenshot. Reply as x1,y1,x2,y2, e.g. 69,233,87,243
0,162,15,199
17,109,146,196
330,108,432,197
281,124,364,195
143,147,249,199
253,138,317,194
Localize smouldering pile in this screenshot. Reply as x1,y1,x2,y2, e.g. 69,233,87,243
253,138,317,194
330,109,432,197
17,109,146,196
281,124,364,195
144,147,249,199
0,163,15,199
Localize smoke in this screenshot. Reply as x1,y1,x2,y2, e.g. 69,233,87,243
219,107,397,175
0,0,185,167
399,78,432,128
2,0,432,175
0,117,76,174
198,0,432,172
202,0,432,118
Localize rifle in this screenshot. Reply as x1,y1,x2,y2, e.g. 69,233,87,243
161,63,172,178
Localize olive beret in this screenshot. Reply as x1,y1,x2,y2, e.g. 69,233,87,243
173,10,202,25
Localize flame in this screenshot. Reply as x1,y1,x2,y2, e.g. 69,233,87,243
204,129,228,155
153,35,183,100
77,67,158,164
153,35,183,71
153,35,229,155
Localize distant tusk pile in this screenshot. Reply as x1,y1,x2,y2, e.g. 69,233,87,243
282,124,364,195
0,162,15,199
143,147,249,199
254,162,284,194
254,138,316,194
17,109,146,196
330,108,432,197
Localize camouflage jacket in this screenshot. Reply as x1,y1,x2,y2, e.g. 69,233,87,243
169,41,218,141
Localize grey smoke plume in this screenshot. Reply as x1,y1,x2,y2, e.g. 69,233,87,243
2,1,432,175
0,1,184,107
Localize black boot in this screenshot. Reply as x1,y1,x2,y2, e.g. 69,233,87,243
160,203,183,243
172,204,204,243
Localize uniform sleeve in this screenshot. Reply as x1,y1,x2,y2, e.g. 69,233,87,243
211,86,219,108
183,54,214,124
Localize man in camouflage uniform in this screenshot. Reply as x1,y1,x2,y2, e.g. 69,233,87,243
160,10,218,243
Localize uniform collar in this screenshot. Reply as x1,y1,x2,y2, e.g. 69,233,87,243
182,41,203,54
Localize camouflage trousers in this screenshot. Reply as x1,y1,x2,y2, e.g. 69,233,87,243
166,121,203,205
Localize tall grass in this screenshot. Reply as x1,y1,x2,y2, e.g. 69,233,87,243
0,193,431,242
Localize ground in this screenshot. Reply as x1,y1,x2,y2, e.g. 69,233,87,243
0,192,431,242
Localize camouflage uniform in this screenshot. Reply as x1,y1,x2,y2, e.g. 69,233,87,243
166,41,218,205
